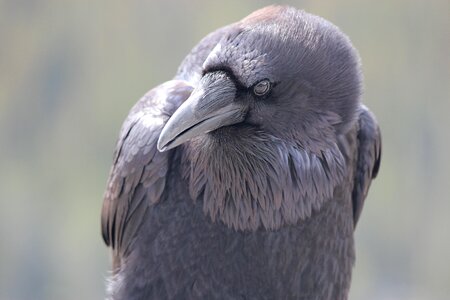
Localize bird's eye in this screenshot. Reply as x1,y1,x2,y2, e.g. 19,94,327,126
253,80,271,97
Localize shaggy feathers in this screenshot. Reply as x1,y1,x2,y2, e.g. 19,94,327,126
183,128,347,231
102,6,381,300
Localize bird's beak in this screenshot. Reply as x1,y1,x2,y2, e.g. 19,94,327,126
157,72,247,151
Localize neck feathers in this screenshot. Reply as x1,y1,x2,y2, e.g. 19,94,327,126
182,129,346,231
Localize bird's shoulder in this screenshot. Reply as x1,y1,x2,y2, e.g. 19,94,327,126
351,105,382,226
101,80,193,268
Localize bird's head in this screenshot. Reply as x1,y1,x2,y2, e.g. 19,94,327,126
157,6,362,153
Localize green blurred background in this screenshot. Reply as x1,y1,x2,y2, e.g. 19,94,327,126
0,0,449,299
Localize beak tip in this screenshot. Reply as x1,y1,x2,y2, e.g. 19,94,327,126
156,137,168,152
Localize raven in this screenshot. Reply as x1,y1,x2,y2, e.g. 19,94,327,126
101,6,381,300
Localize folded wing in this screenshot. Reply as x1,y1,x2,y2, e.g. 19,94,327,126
101,80,193,270
352,105,382,226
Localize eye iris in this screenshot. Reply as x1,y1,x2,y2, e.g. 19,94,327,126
253,80,270,96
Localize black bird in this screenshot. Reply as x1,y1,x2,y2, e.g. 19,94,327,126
101,6,381,300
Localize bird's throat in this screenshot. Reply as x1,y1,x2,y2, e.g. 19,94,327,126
182,131,347,231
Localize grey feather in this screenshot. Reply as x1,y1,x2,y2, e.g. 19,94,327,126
351,106,382,225
101,80,193,270
102,5,381,300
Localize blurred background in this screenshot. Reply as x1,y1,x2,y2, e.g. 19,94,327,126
0,0,449,299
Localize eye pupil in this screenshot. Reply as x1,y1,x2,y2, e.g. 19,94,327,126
253,80,271,96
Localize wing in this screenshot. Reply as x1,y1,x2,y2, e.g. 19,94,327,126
352,105,382,226
101,80,193,270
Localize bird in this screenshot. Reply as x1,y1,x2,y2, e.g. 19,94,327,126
101,5,381,300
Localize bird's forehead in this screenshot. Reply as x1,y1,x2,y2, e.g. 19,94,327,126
202,29,278,87
202,8,344,88
201,9,315,87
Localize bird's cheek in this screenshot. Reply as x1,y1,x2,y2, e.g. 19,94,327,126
244,109,264,126
242,100,264,124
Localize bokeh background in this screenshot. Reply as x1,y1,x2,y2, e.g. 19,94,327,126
1,0,449,299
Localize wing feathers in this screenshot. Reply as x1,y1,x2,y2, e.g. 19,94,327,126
101,80,193,267
352,105,382,226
